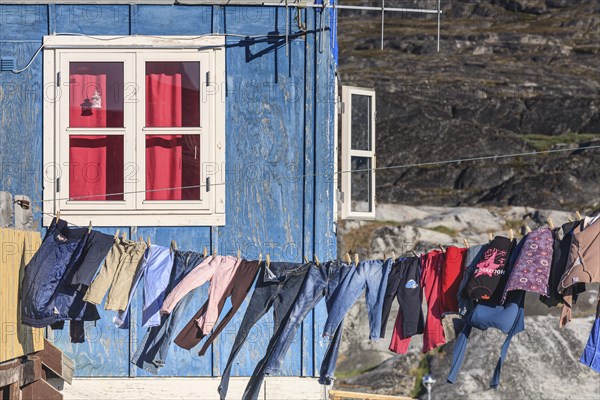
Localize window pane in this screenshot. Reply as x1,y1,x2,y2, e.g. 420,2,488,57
146,62,200,127
351,94,372,151
69,135,124,201
350,156,372,213
69,62,124,128
146,135,201,200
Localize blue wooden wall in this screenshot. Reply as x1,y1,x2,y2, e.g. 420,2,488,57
0,3,337,377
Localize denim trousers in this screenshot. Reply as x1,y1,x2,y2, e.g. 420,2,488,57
242,261,352,400
323,259,393,341
218,262,309,400
131,251,204,374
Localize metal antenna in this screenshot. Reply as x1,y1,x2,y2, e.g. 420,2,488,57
437,0,441,52
380,0,385,50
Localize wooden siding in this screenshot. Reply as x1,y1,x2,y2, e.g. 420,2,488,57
0,228,45,363
0,3,336,378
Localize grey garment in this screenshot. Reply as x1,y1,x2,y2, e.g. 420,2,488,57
457,244,487,316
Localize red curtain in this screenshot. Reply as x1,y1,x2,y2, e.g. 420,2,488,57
145,63,201,200
69,63,123,128
145,135,200,200
145,62,200,127
69,64,124,201
69,136,124,201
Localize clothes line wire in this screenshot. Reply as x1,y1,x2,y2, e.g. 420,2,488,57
23,143,600,209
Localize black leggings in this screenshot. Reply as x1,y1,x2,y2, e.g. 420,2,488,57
380,257,424,338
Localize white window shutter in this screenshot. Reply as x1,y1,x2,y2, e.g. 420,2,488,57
340,86,376,220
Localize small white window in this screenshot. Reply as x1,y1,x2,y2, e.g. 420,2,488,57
42,36,226,226
340,86,376,220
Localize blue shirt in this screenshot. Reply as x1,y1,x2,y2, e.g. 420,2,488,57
114,245,174,328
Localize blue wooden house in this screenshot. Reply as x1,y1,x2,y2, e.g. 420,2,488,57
0,0,381,394
0,0,341,383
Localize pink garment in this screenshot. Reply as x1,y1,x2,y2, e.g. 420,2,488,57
421,250,446,352
195,256,244,333
160,255,243,332
389,311,411,354
160,255,215,314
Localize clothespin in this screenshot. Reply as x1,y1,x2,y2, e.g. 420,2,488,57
525,225,532,234
147,236,151,246
345,253,352,264
170,240,177,253
88,221,93,234
55,210,61,223
14,199,30,210
259,253,263,263
568,216,574,222
354,253,359,265
575,210,582,220
391,250,396,260
463,238,469,248
237,248,241,259
203,247,208,257
139,235,144,244
114,229,120,240
213,248,217,256
509,229,514,240
121,232,127,241
547,217,555,229
412,250,419,257
304,255,309,263
314,253,320,267
488,232,493,242
266,254,271,268
437,243,445,252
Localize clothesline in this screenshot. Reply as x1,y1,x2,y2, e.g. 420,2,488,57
16,215,600,396
25,143,600,207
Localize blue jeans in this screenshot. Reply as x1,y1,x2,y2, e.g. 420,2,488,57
243,261,352,400
323,259,393,341
131,251,204,374
218,262,310,400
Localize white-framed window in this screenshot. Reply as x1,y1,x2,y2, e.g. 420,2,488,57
340,86,376,220
42,35,226,226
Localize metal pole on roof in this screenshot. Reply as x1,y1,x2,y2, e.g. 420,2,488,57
285,0,289,57
437,0,441,52
380,0,385,50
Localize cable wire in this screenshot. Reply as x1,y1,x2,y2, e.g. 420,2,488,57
24,143,600,205
9,30,310,74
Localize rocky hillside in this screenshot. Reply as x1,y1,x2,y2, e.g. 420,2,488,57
333,204,600,398
338,0,600,210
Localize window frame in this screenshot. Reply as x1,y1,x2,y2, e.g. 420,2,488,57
42,35,226,227
340,85,376,220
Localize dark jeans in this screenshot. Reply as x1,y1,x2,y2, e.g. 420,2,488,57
131,251,204,374
218,262,309,400
243,261,352,400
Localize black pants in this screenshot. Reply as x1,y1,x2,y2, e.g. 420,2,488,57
380,257,424,338
218,262,309,400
